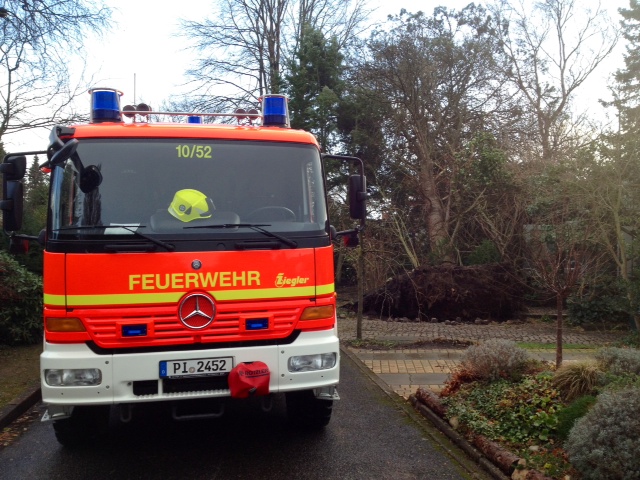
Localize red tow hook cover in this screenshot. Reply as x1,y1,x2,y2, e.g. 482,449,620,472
228,362,270,398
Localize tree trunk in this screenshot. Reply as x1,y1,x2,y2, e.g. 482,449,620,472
415,388,448,417
471,434,520,475
556,292,563,368
419,154,452,263
626,291,640,332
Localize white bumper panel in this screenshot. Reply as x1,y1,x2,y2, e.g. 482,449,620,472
41,329,339,406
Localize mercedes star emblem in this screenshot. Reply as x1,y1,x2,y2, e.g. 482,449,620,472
178,293,216,330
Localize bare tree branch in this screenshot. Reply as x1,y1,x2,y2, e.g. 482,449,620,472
491,0,618,161
0,0,111,143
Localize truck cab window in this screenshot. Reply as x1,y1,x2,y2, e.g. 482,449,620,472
49,139,328,239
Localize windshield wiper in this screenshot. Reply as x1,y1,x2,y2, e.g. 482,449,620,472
53,225,175,252
185,223,298,248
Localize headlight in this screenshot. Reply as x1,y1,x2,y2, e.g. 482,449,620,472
45,369,102,386
288,353,336,372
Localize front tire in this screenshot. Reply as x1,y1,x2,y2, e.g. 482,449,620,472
285,390,333,430
52,405,111,447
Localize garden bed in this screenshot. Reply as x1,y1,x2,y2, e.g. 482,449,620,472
410,339,640,480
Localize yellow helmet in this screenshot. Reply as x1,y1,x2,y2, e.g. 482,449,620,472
168,189,214,222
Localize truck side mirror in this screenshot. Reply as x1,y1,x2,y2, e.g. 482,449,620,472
0,155,27,180
1,155,27,232
50,139,79,167
49,139,102,193
1,180,24,231
322,153,366,226
348,174,366,220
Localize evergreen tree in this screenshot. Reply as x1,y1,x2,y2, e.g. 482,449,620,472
20,155,48,273
355,6,503,263
25,155,49,213
595,0,640,330
285,24,344,152
616,0,640,133
0,142,5,251
0,141,5,207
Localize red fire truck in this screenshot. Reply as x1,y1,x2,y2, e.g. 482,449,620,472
1,88,365,445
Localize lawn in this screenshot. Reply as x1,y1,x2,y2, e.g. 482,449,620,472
0,344,41,410
516,342,593,350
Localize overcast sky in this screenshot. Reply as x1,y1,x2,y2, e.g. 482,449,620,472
4,0,629,151
85,1,466,107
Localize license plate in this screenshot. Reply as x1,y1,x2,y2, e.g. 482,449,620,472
160,357,233,378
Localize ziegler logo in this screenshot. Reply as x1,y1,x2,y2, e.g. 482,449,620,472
275,273,310,288
239,368,270,378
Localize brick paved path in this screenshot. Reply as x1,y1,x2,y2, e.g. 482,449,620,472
338,315,630,399
347,347,462,398
338,315,626,346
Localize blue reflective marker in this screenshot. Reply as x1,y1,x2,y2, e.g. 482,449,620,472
90,88,122,123
188,115,202,124
246,318,269,330
122,325,147,337
262,95,289,127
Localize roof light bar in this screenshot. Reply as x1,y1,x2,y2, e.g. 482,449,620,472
88,87,289,127
261,95,289,127
89,88,123,123
120,109,261,121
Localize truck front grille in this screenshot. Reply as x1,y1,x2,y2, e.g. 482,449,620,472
80,300,303,349
163,376,229,394
132,377,230,396
133,380,158,396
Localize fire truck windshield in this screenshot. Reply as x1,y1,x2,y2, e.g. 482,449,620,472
48,139,328,248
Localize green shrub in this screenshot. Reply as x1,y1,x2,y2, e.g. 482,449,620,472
600,372,640,392
460,339,530,381
540,314,553,323
566,389,640,480
465,240,501,265
555,395,596,442
552,361,602,402
0,251,43,345
617,333,640,349
567,282,629,327
596,347,640,376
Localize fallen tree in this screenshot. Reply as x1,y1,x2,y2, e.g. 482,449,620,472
359,263,525,321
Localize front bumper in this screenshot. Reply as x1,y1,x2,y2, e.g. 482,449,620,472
41,329,339,407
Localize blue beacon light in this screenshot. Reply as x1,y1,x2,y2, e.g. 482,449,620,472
188,115,202,124
262,95,289,127
90,88,123,123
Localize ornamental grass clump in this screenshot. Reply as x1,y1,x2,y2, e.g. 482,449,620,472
565,388,640,480
459,339,530,382
552,361,602,402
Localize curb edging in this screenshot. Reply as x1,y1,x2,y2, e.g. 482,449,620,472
408,394,509,480
0,385,41,431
